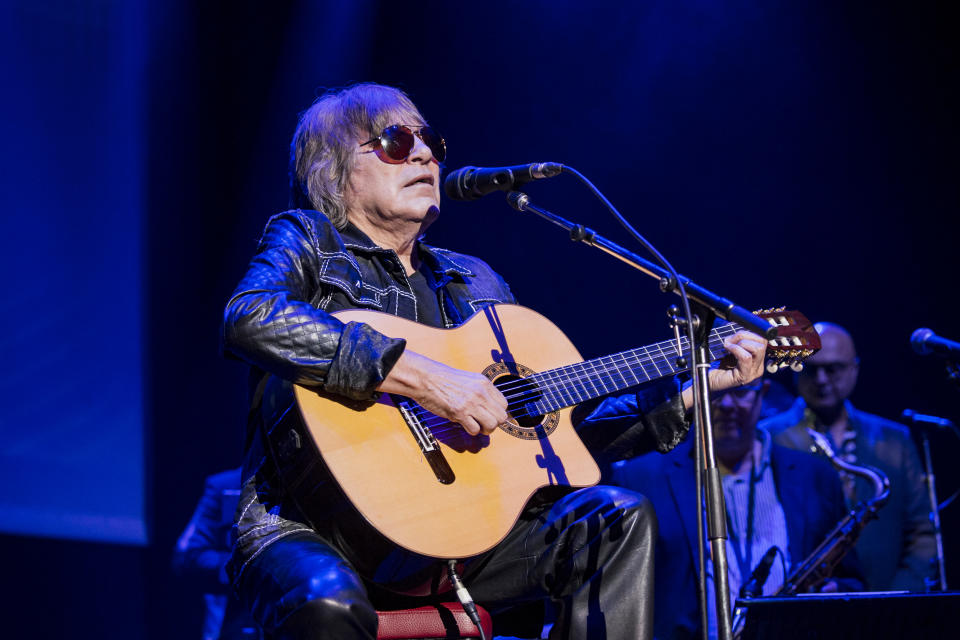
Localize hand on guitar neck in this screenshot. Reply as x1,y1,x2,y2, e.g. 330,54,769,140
678,331,769,409
378,349,509,436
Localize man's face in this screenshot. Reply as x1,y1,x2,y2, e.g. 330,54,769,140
343,118,442,229
711,381,767,463
796,325,859,412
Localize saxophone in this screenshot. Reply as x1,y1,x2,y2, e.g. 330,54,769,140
732,428,890,638
776,428,890,594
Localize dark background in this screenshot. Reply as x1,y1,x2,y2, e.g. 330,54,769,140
1,1,957,638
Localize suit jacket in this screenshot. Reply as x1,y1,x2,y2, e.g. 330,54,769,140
608,438,861,640
763,399,936,591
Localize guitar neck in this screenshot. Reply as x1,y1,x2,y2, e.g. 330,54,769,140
527,322,741,413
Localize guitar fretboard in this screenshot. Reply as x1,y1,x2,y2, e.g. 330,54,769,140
523,322,742,413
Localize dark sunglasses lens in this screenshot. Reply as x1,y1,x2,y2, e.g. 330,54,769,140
380,125,414,161
419,126,447,162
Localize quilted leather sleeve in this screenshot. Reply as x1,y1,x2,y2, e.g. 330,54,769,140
222,211,406,401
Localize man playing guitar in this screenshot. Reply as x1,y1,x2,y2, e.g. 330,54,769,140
222,82,767,640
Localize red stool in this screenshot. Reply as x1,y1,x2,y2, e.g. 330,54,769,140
376,603,492,639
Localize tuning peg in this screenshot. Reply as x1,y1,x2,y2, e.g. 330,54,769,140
790,361,804,372
766,361,781,374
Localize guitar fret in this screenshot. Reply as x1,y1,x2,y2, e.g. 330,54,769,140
624,349,651,384
605,354,631,389
656,341,677,367
618,351,643,386
530,372,553,411
587,358,612,395
639,349,661,380
575,362,601,398
608,357,624,388
648,349,664,377
552,366,584,406
582,360,600,396
653,342,677,374
537,370,572,410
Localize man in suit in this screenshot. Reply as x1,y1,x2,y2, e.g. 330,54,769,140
609,380,862,640
762,322,935,591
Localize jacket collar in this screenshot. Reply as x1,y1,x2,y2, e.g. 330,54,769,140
338,222,474,278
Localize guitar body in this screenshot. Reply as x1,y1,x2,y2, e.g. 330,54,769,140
294,304,601,559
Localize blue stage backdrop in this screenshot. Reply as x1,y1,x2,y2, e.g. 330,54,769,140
0,1,147,545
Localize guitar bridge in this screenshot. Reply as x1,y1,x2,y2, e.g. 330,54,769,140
393,396,455,485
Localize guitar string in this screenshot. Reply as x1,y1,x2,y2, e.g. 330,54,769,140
412,321,807,434
409,328,742,429
488,318,806,399
406,327,745,432
415,324,739,406
405,321,808,437
472,323,740,398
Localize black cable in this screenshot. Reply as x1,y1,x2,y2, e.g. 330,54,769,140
447,559,488,640
940,487,960,512
774,545,789,587
558,164,710,639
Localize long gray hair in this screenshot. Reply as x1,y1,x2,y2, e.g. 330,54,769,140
290,83,426,229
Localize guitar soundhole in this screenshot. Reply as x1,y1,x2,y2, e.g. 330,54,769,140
483,361,560,440
495,374,544,428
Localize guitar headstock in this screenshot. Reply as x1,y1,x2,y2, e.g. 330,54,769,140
753,307,821,373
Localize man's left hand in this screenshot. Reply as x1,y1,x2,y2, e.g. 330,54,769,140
708,332,768,392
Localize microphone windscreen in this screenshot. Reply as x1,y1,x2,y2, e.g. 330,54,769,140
911,328,934,355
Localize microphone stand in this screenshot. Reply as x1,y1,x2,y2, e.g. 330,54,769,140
506,191,777,640
920,431,948,591
902,410,951,591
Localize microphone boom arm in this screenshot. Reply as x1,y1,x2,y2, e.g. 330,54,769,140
506,191,777,339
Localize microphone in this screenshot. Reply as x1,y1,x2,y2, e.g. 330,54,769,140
740,546,779,598
902,409,960,442
911,328,960,360
902,409,955,431
444,162,563,201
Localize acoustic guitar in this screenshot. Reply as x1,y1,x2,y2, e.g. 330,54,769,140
294,304,818,559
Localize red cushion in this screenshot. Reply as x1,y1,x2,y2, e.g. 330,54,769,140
376,603,492,639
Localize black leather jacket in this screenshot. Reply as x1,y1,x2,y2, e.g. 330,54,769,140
222,209,690,585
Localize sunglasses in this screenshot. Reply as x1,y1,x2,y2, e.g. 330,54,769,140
360,124,447,164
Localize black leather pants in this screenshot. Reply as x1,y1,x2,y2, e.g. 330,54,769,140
234,485,656,640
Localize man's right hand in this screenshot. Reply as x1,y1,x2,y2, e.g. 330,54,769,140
378,350,508,436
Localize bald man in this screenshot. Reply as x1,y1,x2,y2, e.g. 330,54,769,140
761,322,936,591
